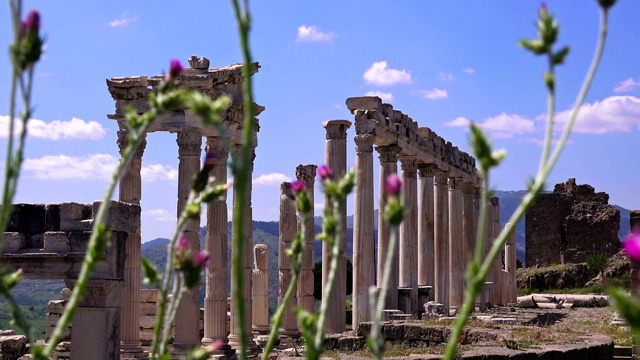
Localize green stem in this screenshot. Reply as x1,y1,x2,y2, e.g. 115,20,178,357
538,57,556,174
313,199,344,354
261,212,306,360
370,223,400,359
442,8,609,360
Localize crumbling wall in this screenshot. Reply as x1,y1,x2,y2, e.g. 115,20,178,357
526,179,620,266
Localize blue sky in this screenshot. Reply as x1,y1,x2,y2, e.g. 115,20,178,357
1,1,639,242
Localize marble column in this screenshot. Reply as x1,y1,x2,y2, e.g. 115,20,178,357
229,145,256,351
321,120,350,334
252,245,269,335
504,223,517,305
462,183,475,283
353,134,375,329
279,182,299,336
296,164,317,315
448,177,464,311
376,145,401,309
417,164,436,303
173,131,203,353
489,196,502,306
433,170,449,309
399,157,418,315
202,137,230,351
116,128,146,358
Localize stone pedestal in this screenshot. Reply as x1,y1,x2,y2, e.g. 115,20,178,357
202,137,231,353
278,182,300,337
417,165,436,302
433,170,449,310
399,157,418,315
321,120,351,334
116,128,147,359
376,145,401,309
296,164,317,315
353,135,375,329
448,177,464,309
173,132,203,354
252,244,269,335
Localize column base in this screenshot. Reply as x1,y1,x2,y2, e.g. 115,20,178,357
228,334,259,359
251,325,270,336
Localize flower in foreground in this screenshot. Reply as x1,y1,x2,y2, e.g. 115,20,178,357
194,250,211,268
168,59,183,81
291,180,305,195
624,228,640,262
176,234,189,251
317,164,333,181
385,173,402,197
21,9,40,37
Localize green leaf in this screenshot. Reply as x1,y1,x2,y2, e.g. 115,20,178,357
552,46,570,65
519,39,546,55
141,257,159,286
609,287,640,335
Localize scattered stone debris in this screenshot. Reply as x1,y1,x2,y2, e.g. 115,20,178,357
0,330,27,360
517,294,609,308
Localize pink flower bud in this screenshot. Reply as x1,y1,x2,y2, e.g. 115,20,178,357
624,229,640,263
168,59,183,81
385,173,402,197
317,164,333,181
176,234,189,251
291,180,305,195
24,10,40,33
194,250,211,268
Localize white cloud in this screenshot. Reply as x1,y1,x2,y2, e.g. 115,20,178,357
23,153,178,182
296,25,335,43
365,91,394,102
438,72,454,81
554,96,640,134
144,208,174,223
363,61,412,87
419,88,448,100
445,113,536,139
108,11,138,28
463,68,476,75
314,203,324,213
613,78,640,93
0,116,106,140
253,173,292,186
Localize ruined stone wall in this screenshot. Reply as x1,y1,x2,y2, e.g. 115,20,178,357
526,179,620,267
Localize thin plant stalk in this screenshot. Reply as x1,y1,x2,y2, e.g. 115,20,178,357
442,7,610,359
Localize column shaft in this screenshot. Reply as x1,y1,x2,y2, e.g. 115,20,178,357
448,178,464,310
399,157,418,314
252,245,269,334
296,164,317,315
461,183,475,310
174,132,202,351
417,165,436,291
489,197,502,306
504,223,517,305
434,171,449,308
279,182,299,336
203,137,230,349
353,135,375,329
321,120,351,334
376,146,401,309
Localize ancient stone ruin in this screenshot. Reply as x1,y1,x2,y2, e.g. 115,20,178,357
525,178,621,267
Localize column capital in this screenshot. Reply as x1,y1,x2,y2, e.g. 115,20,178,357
322,120,352,140
177,132,202,157
295,164,317,187
448,177,463,191
462,182,476,194
399,156,418,173
281,181,294,200
354,134,375,153
376,145,401,163
231,144,257,170
433,170,449,184
417,163,439,178
490,196,500,206
117,127,146,159
205,137,229,165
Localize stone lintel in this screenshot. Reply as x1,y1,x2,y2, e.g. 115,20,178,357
345,96,383,114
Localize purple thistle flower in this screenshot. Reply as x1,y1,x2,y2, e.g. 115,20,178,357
20,9,40,39
291,180,305,195
194,250,211,268
624,229,640,263
385,173,402,197
317,164,333,181
176,234,189,251
168,59,183,80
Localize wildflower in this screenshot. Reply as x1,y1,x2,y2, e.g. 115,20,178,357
317,164,333,181
12,9,44,70
21,10,40,38
194,250,211,268
623,229,640,262
167,59,183,81
176,234,189,251
385,174,402,197
291,180,305,195
203,151,218,168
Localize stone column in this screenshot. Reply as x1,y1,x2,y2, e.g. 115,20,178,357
321,120,351,334
202,137,230,352
448,177,464,311
433,170,449,309
116,127,146,359
418,164,436,304
252,244,269,335
504,223,517,305
296,164,317,315
353,134,375,329
462,183,475,272
279,182,300,336
376,145,401,309
399,157,418,315
173,131,202,354
489,196,502,306
229,145,256,351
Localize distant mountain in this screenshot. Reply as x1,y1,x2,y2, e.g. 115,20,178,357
141,237,169,251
